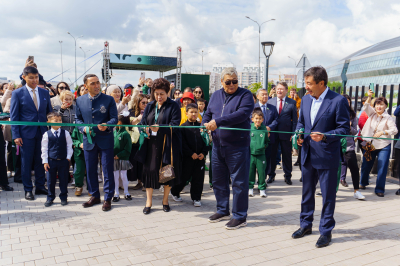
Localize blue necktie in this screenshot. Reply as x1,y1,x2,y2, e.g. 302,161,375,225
55,131,58,138
262,105,266,118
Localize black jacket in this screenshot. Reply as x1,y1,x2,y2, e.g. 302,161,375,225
181,121,208,158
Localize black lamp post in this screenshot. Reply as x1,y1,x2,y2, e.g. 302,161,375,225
261,41,275,90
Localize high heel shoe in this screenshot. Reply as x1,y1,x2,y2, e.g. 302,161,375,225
143,206,151,214
162,202,170,212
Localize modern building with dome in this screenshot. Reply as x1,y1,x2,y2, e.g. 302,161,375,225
326,36,400,88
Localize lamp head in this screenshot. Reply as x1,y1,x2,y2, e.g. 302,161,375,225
261,41,275,57
67,32,70,34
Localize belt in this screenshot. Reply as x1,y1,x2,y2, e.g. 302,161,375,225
49,158,65,161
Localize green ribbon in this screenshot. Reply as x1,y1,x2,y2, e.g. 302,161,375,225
1,120,399,141
84,126,96,144
138,131,149,150
292,128,304,150
200,130,210,146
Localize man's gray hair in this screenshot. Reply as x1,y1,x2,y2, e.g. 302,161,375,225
220,67,238,81
256,88,267,96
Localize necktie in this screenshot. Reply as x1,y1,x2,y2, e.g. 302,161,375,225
279,99,283,115
31,89,38,110
262,105,266,117
55,131,59,138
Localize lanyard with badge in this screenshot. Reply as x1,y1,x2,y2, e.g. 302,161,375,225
152,103,160,136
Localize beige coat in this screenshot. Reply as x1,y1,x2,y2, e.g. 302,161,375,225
1,89,12,110
361,103,398,150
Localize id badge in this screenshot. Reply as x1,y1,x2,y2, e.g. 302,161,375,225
151,131,157,136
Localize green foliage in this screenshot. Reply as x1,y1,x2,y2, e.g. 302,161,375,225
327,81,342,89
248,82,262,94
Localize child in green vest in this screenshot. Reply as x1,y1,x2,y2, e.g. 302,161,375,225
249,107,270,197
112,113,133,202
71,127,86,196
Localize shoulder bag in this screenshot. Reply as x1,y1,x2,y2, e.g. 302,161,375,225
159,127,176,183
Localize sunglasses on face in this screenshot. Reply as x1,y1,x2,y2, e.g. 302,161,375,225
58,86,67,90
194,91,202,94
174,92,180,95
224,79,238,85
140,101,147,105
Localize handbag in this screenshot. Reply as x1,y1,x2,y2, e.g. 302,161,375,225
159,127,176,183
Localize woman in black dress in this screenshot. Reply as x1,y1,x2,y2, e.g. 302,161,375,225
135,78,182,214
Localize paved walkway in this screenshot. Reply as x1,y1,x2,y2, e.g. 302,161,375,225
1,165,400,266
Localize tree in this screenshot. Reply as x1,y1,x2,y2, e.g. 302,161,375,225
327,81,342,89
248,82,262,94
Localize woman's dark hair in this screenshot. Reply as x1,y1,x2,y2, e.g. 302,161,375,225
304,66,328,86
193,86,204,99
342,94,356,120
118,115,130,125
186,103,198,112
133,94,147,117
150,78,170,101
76,84,85,97
56,82,70,95
172,89,181,99
252,107,264,119
184,87,192,93
373,97,388,107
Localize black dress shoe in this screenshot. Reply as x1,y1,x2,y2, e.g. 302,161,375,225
396,189,400,195
112,196,120,202
315,234,332,248
143,206,151,214
163,203,171,212
340,180,348,187
292,227,312,239
44,200,53,207
294,162,299,166
375,192,384,197
1,185,14,191
299,177,302,182
267,176,275,184
125,195,132,201
25,191,34,201
285,179,293,185
61,200,68,206
35,188,48,195
359,185,366,190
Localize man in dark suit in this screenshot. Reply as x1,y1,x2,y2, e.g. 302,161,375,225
292,66,349,248
267,82,298,185
10,66,53,200
75,74,118,211
254,88,278,180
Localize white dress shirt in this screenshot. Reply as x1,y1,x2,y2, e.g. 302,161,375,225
26,84,40,110
310,88,329,126
277,96,286,109
41,128,73,164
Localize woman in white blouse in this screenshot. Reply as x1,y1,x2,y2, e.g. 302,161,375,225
360,89,398,197
105,85,130,113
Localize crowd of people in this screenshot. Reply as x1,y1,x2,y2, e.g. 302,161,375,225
1,60,400,247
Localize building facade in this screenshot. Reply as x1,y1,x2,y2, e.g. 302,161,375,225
238,63,265,88
212,63,236,74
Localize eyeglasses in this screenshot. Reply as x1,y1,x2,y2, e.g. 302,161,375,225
140,101,147,105
174,92,180,95
194,91,202,94
58,86,68,90
224,79,238,85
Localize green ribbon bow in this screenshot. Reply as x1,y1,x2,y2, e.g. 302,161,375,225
292,128,304,150
85,126,96,144
138,131,149,150
200,130,210,146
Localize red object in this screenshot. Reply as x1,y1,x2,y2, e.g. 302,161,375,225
357,111,369,141
125,89,132,97
279,98,283,115
180,92,195,103
74,90,78,98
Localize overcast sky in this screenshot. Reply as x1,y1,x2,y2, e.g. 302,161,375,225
1,0,399,87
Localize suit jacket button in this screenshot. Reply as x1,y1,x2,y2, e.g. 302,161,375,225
92,116,94,118
92,108,94,110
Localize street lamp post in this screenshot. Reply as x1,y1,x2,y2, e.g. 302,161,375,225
193,50,211,73
67,32,83,89
59,41,63,81
261,42,275,90
79,47,90,73
288,56,297,87
245,16,275,87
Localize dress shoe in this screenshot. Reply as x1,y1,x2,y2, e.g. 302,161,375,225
1,185,14,191
25,191,34,201
340,180,348,187
163,202,171,212
125,195,132,200
315,234,332,248
82,197,101,208
225,219,247,230
375,192,384,197
61,200,68,206
359,185,366,190
285,179,293,185
143,206,151,214
299,177,302,182
112,196,120,202
35,188,48,195
44,200,53,207
292,227,312,239
102,200,112,211
396,189,400,195
294,162,299,166
266,176,275,184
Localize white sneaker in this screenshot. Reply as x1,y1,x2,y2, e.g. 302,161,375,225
172,195,182,202
159,185,164,192
354,191,365,200
249,189,254,197
71,179,75,185
260,190,267,198
194,200,201,207
98,176,102,182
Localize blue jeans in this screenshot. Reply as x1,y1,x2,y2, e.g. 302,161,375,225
212,145,250,220
360,144,391,194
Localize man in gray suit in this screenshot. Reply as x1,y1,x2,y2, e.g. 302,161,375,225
267,82,298,185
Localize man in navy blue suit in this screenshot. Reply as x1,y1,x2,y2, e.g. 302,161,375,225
254,88,278,181
292,67,349,248
75,74,118,211
267,82,298,185
10,66,53,200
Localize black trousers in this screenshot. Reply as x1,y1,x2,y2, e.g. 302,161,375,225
47,159,69,201
343,150,360,190
0,141,9,187
171,157,205,201
269,139,292,179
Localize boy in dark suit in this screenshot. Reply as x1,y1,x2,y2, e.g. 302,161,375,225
41,112,73,207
